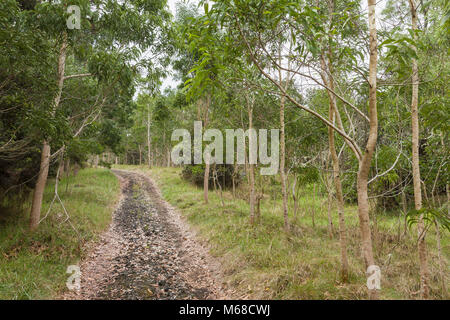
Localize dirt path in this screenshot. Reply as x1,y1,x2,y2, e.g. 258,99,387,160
64,169,230,300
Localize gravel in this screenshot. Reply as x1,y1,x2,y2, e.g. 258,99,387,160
63,169,230,300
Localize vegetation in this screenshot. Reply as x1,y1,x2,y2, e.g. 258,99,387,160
0,168,119,299
0,0,448,300
117,165,448,299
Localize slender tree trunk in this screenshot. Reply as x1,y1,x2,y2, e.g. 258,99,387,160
402,190,408,236
408,0,430,299
356,0,379,299
319,6,349,278
325,155,334,238
247,94,256,225
232,164,237,199
327,186,334,239
214,165,225,207
29,33,67,230
327,107,349,282
203,95,210,204
147,104,152,168
278,42,290,231
29,142,51,230
212,165,217,192
166,148,170,167
432,177,447,298
311,183,316,228
138,144,142,165
57,147,65,180
256,194,262,221
292,177,299,221
256,175,263,221
447,184,449,216
280,93,289,231
65,158,71,194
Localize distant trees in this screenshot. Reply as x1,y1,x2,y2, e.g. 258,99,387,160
0,0,170,229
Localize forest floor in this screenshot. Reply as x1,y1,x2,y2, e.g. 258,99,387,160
63,169,231,300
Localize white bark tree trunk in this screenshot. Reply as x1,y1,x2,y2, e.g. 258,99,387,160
408,0,430,299
29,33,67,230
203,95,210,204
247,95,256,225
356,0,379,299
147,104,152,168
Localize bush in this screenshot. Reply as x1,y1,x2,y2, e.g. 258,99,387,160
181,164,240,188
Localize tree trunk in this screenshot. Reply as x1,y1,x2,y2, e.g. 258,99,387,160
327,107,349,282
203,95,210,204
57,148,65,180
408,0,430,299
247,94,256,225
29,141,51,230
214,165,225,207
292,177,299,221
138,144,142,165
319,5,349,278
65,158,71,194
167,148,171,167
256,175,263,221
278,43,290,232
280,93,289,231
232,164,237,199
401,190,408,237
29,33,67,230
147,104,152,168
356,0,379,299
327,186,334,239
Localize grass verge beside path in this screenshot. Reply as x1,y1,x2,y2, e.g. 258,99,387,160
0,168,119,299
117,165,448,300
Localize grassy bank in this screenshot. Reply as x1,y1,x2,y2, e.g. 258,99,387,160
117,165,448,300
0,168,119,299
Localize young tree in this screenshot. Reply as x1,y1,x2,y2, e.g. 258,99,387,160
28,0,169,229
408,0,430,299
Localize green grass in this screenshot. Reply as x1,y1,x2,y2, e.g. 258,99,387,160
0,168,120,299
116,165,449,300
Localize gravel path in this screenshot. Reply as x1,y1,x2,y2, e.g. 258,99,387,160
64,169,230,300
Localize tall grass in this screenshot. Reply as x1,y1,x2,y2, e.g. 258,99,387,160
118,165,448,300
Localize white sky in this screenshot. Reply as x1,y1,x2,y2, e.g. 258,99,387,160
160,0,198,92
